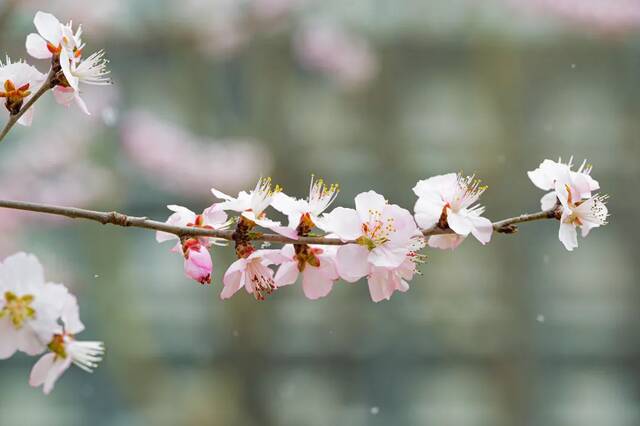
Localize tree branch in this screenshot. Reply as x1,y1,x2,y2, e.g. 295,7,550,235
0,68,55,144
0,199,559,245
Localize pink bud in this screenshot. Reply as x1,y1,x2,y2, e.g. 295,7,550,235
184,245,212,285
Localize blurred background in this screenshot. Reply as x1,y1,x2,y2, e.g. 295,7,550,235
0,0,639,425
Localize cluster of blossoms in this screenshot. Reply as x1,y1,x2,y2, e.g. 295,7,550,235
0,253,104,394
0,11,110,123
156,165,609,301
528,157,609,250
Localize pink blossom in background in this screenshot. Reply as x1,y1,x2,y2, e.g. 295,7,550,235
294,22,379,90
0,122,114,255
121,111,272,199
513,0,640,33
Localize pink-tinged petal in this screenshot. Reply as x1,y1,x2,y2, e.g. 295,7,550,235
156,230,177,243
412,173,458,197
33,11,62,44
211,188,235,201
16,326,47,356
0,319,18,359
580,220,598,238
248,249,278,263
247,215,281,230
414,193,445,229
354,190,387,222
274,261,299,286
29,353,56,387
446,210,472,236
302,266,334,299
73,91,90,115
384,204,419,245
17,107,34,127
336,244,369,282
369,245,406,268
221,259,247,299
540,191,558,211
367,269,394,302
29,353,72,395
270,225,299,240
183,246,212,284
468,215,493,245
316,207,361,241
427,234,465,250
280,244,296,259
26,33,52,59
203,204,228,225
558,222,578,251
52,85,77,108
168,205,196,221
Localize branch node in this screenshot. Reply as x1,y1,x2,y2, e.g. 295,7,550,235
105,211,129,227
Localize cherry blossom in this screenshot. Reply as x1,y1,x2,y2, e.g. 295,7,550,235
183,244,213,285
26,11,111,115
274,244,339,300
554,179,609,251
294,23,379,90
271,175,339,239
221,249,284,300
156,204,229,250
413,173,493,250
0,57,46,126
0,253,69,359
156,204,229,284
25,11,83,61
528,157,599,210
320,191,422,281
212,177,282,230
29,295,104,395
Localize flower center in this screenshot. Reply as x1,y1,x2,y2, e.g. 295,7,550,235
358,209,394,250
248,262,276,301
0,291,36,329
48,334,68,359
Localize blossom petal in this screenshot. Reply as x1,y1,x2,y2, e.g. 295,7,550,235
540,191,558,211
34,11,62,44
336,244,369,282
302,266,334,299
446,210,472,236
413,193,445,229
316,207,361,241
26,33,51,59
367,269,394,302
221,259,247,299
558,222,578,251
412,173,457,197
427,234,465,250
468,215,493,245
274,261,299,287
0,319,18,359
354,191,387,222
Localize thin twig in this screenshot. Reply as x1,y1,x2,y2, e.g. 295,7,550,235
0,199,559,246
0,68,55,143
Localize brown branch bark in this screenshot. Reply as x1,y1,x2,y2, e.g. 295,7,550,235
0,199,559,245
